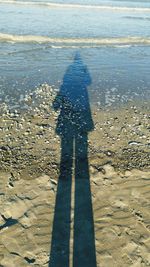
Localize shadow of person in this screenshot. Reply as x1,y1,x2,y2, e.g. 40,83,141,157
49,52,97,267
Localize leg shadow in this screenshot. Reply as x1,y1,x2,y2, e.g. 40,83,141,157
73,132,97,267
49,135,73,267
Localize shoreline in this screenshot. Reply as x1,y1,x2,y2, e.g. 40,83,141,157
0,84,150,179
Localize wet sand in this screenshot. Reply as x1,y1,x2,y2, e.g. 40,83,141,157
0,84,150,266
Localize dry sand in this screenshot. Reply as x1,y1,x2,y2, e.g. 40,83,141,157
0,84,150,266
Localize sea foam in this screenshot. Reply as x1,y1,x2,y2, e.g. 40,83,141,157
1,33,150,47
0,0,150,12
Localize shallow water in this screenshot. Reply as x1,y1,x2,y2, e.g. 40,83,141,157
0,0,150,107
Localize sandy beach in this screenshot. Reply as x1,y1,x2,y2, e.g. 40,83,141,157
0,84,150,266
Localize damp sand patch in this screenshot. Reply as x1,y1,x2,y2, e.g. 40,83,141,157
0,83,150,178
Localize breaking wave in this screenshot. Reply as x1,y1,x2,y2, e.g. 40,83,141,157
124,15,150,21
0,0,150,12
0,33,150,47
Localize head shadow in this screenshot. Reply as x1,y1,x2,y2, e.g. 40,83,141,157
49,52,97,267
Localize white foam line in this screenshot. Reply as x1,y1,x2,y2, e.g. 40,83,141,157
0,0,150,12
1,33,150,45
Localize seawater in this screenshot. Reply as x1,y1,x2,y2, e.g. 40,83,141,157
0,0,150,107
